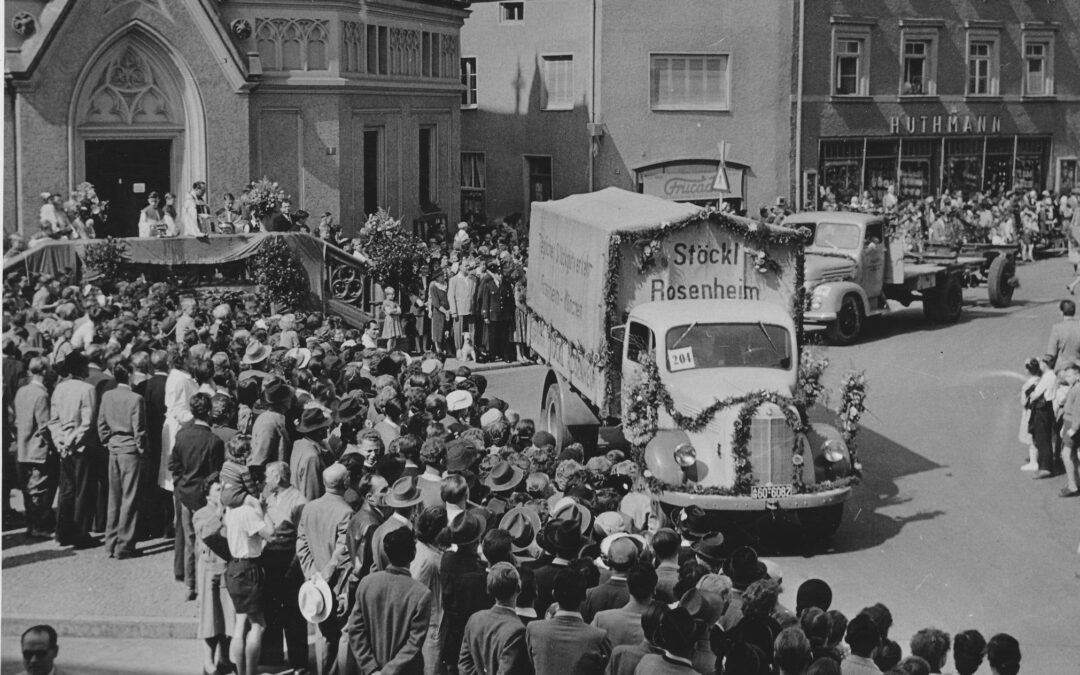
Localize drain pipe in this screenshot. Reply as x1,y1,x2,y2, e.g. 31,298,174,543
794,0,805,208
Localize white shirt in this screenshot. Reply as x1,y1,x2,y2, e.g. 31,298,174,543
164,369,198,422
224,503,270,559
70,319,95,350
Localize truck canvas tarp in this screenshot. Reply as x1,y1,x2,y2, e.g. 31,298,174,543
527,188,804,416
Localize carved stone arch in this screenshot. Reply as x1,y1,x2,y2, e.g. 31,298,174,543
69,22,207,201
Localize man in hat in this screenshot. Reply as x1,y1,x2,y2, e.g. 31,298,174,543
296,463,354,674
719,545,769,631
48,351,98,548
690,534,725,573
532,514,586,617
250,379,293,478
458,562,533,675
582,536,639,623
592,562,657,649
372,475,423,572
290,408,333,502
483,459,524,519
438,510,488,673
348,528,432,674
633,607,699,675
500,506,542,562
526,569,611,674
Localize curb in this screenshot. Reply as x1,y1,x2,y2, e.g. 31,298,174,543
2,615,197,640
441,359,534,374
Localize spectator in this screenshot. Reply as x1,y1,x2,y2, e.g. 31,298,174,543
843,613,882,675
20,624,63,675
192,475,235,675
290,408,333,501
371,475,424,571
604,600,664,675
412,506,448,675
896,656,931,675
633,606,699,675
651,528,681,603
986,633,1020,675
592,562,657,648
910,628,950,673
459,561,533,675
14,356,56,538
439,510,487,674
96,362,147,559
526,569,611,675
775,626,813,675
581,536,638,622
951,630,987,675
261,461,308,673
48,351,98,548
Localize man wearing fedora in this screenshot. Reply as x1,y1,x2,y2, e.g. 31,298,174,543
250,379,293,479
458,562,533,675
297,463,355,675
633,607,699,675
691,533,726,573
531,514,586,617
438,510,486,674
526,569,611,675
719,545,770,632
372,475,424,572
348,528,432,675
291,408,333,502
500,506,542,563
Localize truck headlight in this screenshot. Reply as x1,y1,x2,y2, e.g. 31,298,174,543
822,439,848,463
673,443,697,468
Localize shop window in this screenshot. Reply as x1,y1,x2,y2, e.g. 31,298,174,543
831,24,870,96
500,2,524,24
363,128,384,216
965,30,999,96
650,54,730,110
899,138,936,201
1023,34,1054,96
820,139,863,205
864,140,899,203
900,30,937,96
541,55,574,110
984,138,1013,196
1059,158,1078,194
525,155,552,205
461,152,486,221
460,57,478,108
944,138,984,196
1015,137,1050,193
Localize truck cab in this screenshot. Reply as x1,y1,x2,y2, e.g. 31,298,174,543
785,212,890,344
617,300,853,531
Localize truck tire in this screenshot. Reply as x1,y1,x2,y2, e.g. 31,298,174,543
987,255,1017,308
798,503,844,540
826,295,863,345
541,382,571,452
923,274,963,324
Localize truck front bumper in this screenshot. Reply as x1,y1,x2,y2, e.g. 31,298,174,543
803,310,838,323
657,485,851,512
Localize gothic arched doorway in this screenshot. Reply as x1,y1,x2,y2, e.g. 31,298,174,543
70,24,206,236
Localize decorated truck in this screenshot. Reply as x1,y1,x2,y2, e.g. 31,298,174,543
525,188,860,536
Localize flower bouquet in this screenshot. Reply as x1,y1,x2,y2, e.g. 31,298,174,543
71,182,109,222
243,177,289,220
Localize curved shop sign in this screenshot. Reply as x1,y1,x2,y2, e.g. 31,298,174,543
642,169,743,201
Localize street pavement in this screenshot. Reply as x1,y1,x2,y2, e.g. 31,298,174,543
3,255,1078,672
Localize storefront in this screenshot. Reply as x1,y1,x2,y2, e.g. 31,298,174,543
637,161,748,213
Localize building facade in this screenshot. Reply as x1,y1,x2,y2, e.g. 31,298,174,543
4,0,468,238
459,0,796,222
798,0,1080,208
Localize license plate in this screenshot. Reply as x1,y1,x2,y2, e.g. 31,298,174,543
751,484,793,499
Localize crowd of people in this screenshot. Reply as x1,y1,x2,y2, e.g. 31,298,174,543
2,267,1028,675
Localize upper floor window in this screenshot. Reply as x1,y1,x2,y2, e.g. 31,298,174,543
902,41,928,94
965,29,999,96
898,23,938,96
1023,33,1054,96
461,57,478,108
650,54,730,111
500,2,524,24
541,54,574,110
831,23,871,97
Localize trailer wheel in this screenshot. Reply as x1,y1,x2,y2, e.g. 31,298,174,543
924,275,963,323
541,382,571,452
798,503,844,540
826,295,863,345
988,255,1017,308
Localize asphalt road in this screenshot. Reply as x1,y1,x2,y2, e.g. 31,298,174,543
483,254,1080,673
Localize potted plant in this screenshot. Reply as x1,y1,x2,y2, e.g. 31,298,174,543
242,177,289,230
246,236,310,312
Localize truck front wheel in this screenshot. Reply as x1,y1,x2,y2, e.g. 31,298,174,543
542,383,571,452
826,295,863,345
798,503,844,540
924,275,963,323
987,255,1017,308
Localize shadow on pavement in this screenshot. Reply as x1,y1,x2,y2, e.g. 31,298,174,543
2,547,76,569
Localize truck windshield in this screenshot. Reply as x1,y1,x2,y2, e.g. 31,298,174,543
804,222,862,250
664,323,792,371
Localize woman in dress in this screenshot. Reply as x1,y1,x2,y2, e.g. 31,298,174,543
380,286,404,351
427,269,450,358
139,192,163,237
513,276,530,363
162,193,180,236
409,285,428,354
1026,356,1057,478
1019,358,1041,471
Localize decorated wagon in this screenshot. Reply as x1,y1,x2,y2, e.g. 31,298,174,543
525,188,864,538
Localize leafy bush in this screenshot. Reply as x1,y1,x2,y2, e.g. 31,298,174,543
356,208,428,291
81,237,129,289
247,236,310,311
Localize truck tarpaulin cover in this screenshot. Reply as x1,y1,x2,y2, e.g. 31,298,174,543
527,188,801,411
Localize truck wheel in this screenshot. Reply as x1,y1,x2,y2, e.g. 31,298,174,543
541,383,571,452
798,503,844,540
988,255,1017,308
826,295,863,345
923,275,963,324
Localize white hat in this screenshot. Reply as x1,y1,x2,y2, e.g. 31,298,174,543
341,339,358,349
298,577,333,624
480,408,503,427
421,358,442,375
446,390,473,412
286,347,312,369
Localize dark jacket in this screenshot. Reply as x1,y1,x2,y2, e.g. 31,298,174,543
169,421,224,512
348,566,432,675
459,605,533,675
268,212,295,232
440,548,487,665
581,577,630,624
138,373,168,453
525,613,611,675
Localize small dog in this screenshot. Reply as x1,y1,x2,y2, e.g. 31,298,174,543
457,331,477,363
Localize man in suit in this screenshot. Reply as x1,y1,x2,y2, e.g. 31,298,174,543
581,537,639,623
290,408,332,502
96,363,147,559
48,351,98,548
169,392,225,600
83,345,115,534
136,350,170,539
268,198,296,232
438,510,487,674
526,569,611,675
348,528,432,675
371,475,423,572
296,463,355,675
14,357,55,538
531,517,584,617
476,263,503,362
459,562,533,675
1047,299,1080,372
592,563,657,648
632,607,700,675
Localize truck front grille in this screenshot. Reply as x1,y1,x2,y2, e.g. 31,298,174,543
749,415,795,484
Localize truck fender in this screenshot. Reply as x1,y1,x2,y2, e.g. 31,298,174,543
805,422,853,481
542,369,601,449
809,281,869,317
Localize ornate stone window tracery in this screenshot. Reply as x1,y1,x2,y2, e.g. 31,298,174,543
255,18,331,72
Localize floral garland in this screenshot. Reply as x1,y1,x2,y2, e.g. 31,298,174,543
796,347,830,408
635,238,666,274
646,475,858,497
838,370,869,476
522,304,607,368
748,249,782,276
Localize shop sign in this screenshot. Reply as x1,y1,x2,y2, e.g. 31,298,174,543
889,114,1001,135
642,169,744,201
